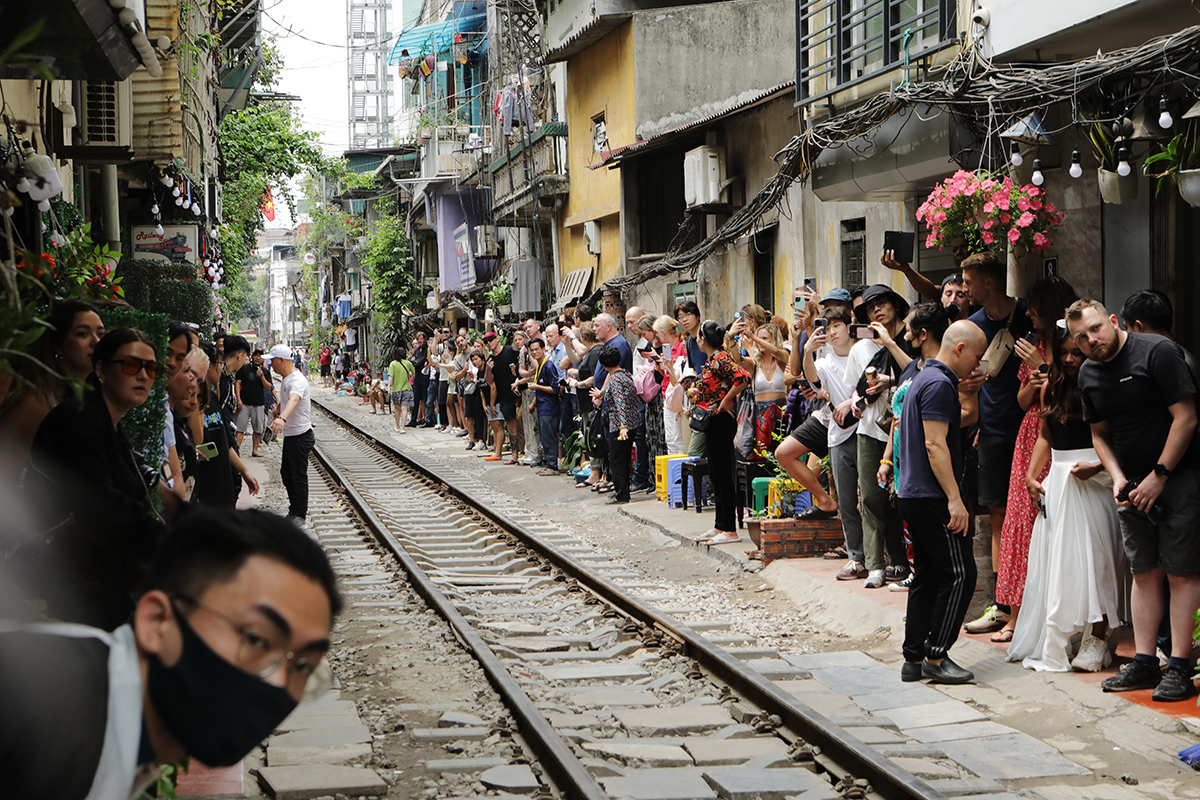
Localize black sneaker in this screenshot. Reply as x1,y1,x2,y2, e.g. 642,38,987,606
1100,659,1162,692
1150,664,1197,702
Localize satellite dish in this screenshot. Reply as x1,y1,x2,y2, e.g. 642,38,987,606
303,252,316,265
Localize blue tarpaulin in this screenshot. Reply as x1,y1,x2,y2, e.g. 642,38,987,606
387,13,486,64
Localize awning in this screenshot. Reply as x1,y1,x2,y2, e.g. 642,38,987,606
547,266,593,315
387,13,486,63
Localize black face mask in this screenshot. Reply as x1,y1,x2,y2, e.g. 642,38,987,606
146,607,298,766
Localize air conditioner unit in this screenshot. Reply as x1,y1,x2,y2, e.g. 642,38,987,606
78,80,133,149
583,220,601,255
474,225,498,258
683,145,726,208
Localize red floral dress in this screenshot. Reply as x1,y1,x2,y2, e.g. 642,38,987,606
996,340,1050,607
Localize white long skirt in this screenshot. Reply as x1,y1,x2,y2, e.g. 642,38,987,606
1006,447,1127,672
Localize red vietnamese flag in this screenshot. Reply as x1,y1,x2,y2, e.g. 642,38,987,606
261,187,276,222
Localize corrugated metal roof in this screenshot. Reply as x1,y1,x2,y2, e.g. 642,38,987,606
587,81,796,169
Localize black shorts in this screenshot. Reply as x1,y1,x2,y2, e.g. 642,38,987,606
498,397,518,422
977,432,1018,507
787,414,830,459
1119,469,1200,576
320,364,331,376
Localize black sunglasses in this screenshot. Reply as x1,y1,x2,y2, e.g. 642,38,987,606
106,356,164,380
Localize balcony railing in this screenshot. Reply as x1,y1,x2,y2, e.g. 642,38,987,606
419,124,492,180
796,0,957,106
488,124,568,225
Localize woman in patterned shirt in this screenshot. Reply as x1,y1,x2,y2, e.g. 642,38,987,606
599,345,640,504
688,320,752,544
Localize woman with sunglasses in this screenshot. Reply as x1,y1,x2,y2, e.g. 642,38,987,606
26,328,172,630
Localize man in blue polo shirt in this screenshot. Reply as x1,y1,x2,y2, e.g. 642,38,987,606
898,321,987,685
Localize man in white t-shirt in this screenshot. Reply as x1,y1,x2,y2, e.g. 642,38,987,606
846,283,910,589
269,345,315,525
802,306,865,580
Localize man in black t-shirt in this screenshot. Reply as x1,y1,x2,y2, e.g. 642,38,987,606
235,350,273,457
483,332,522,463
1071,299,1200,702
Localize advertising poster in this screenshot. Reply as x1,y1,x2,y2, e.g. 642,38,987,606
131,225,200,265
454,222,475,289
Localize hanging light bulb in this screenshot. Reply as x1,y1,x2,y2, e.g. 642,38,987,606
37,199,51,212
154,224,164,236
175,196,184,206
160,174,172,186
15,176,29,193
192,204,201,216
1031,159,1044,186
1010,141,1023,167
150,203,160,215
1116,147,1132,177
1158,97,1173,129
1069,150,1083,178
172,186,180,197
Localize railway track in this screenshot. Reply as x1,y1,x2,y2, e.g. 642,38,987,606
309,398,962,800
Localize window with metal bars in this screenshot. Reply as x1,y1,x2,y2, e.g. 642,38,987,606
840,218,866,289
795,0,956,106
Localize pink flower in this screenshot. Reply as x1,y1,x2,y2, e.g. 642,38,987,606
983,219,994,230
1045,202,1057,215
931,210,947,223
926,234,938,248
1000,212,1010,224
996,194,1010,211
1008,227,1021,244
1029,198,1042,211
1017,211,1035,228
1027,186,1041,197
1032,232,1048,249
981,231,995,244
1017,196,1031,212
983,201,995,214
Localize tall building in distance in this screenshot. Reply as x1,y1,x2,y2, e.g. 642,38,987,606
347,0,393,148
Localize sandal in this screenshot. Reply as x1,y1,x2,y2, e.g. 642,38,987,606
823,545,849,560
503,458,519,465
484,455,502,461
597,484,612,494
991,628,1014,643
704,531,740,545
538,468,558,476
798,506,838,521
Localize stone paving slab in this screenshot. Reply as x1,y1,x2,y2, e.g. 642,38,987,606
937,734,1089,780
782,651,878,669
701,767,838,800
880,701,988,730
888,757,963,779
537,663,651,682
480,764,542,792
569,687,660,707
424,757,511,774
842,726,907,745
808,665,898,696
268,742,372,766
907,721,1022,744
583,741,695,768
255,765,387,800
682,737,790,765
615,706,735,735
774,679,830,695
269,726,371,748
544,711,601,728
601,768,718,800
439,711,486,727
411,727,491,741
851,685,945,712
924,777,1007,796
740,658,809,680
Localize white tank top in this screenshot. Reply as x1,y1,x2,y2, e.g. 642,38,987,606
754,361,786,395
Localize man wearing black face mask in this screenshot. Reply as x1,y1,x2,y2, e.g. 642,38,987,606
0,506,340,800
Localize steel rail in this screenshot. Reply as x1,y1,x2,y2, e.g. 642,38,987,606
310,433,611,800
313,398,947,800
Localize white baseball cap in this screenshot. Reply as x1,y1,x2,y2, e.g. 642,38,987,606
268,344,293,361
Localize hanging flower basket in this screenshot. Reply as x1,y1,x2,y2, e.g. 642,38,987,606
916,170,1064,254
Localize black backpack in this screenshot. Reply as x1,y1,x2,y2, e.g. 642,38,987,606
588,407,609,458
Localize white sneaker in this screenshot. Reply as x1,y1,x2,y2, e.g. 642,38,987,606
889,574,914,592
1071,633,1112,672
863,569,886,589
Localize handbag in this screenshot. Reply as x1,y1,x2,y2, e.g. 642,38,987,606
634,367,662,402
689,405,714,432
981,305,1018,378
588,406,609,457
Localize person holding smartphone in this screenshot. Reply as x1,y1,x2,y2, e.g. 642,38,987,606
194,342,260,510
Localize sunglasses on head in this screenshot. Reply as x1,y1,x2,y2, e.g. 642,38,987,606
106,356,164,380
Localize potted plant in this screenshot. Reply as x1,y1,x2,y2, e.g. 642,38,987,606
1143,124,1200,207
916,170,1063,254
485,281,512,316
1086,121,1138,204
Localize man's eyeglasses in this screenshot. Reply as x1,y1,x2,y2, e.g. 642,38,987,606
174,596,329,695
106,356,164,380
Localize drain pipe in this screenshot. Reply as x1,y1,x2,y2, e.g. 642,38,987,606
100,164,121,256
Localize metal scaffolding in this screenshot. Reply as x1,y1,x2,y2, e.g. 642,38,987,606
348,0,394,148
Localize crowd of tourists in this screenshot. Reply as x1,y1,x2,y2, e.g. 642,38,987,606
375,246,1197,702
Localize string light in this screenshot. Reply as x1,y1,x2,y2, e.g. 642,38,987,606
1009,141,1023,167
155,224,165,236
1116,147,1132,177
1031,159,1044,186
1158,97,1173,129
1069,150,1083,178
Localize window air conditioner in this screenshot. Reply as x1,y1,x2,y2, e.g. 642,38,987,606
583,220,600,255
683,145,726,208
78,80,133,149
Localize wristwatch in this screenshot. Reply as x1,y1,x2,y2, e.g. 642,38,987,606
1154,463,1172,477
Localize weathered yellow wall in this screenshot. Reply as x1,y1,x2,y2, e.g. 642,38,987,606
559,22,634,286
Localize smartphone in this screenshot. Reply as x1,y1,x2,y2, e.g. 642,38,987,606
814,318,829,333
733,311,744,323
804,276,817,292
197,441,218,459
798,378,811,389
883,230,915,263
850,324,877,340
1117,480,1139,503
1024,332,1042,346
794,293,805,312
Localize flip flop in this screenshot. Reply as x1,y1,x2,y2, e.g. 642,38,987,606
503,459,519,465
798,506,838,521
597,484,612,494
823,546,848,560
484,455,502,461
538,468,558,476
690,529,719,542
705,531,740,545
990,628,1014,643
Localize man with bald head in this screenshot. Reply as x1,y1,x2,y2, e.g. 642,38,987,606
625,307,645,336
898,321,987,685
